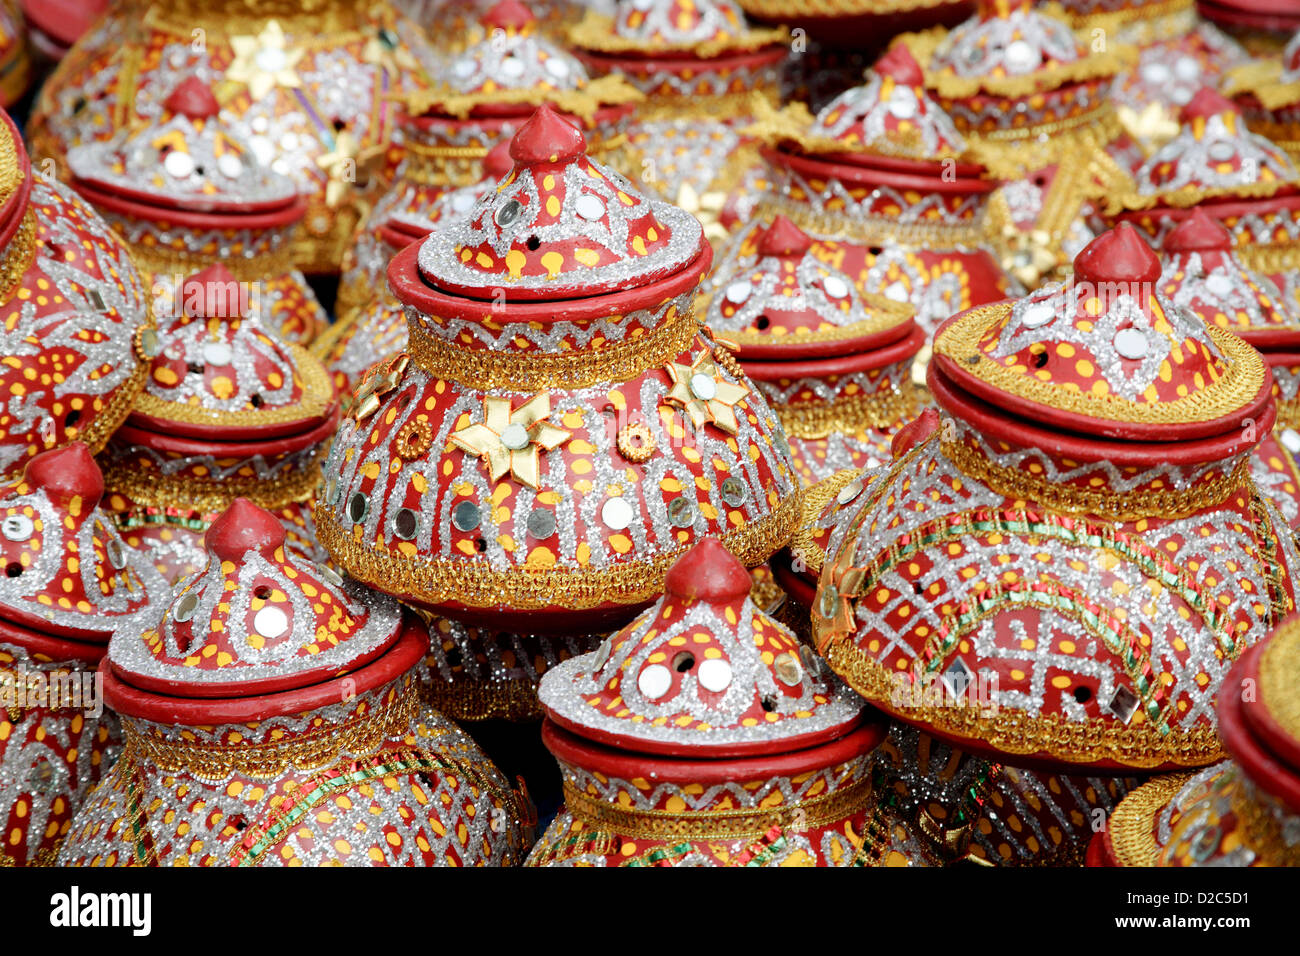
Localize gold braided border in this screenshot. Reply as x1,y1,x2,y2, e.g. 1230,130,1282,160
934,302,1269,427
1107,178,1300,216
132,343,336,430
1062,0,1194,33
124,689,417,782
788,468,865,575
406,75,644,123
422,676,545,723
761,192,989,248
563,773,872,841
0,208,38,302
821,639,1225,768
1231,774,1300,867
568,12,788,58
1105,771,1196,866
941,439,1251,522
1238,240,1300,278
128,239,297,284
779,387,916,440
319,488,802,610
102,455,323,514
737,0,984,15
1257,617,1300,747
406,305,701,392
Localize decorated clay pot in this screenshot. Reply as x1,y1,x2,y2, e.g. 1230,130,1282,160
1098,614,1300,866
27,0,433,276
0,108,151,482
1106,88,1300,315
0,443,169,865
59,498,532,866
317,106,801,634
897,0,1141,288
568,0,788,241
702,215,925,486
321,0,642,397
724,42,1016,340
1223,30,1300,168
1060,0,1248,155
812,224,1300,774
1157,208,1300,527
96,264,339,584
65,76,328,347
527,538,886,866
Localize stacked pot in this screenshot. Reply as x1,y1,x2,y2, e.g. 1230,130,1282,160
805,224,1300,864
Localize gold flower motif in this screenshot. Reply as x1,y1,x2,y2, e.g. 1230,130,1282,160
228,21,305,101
451,393,572,490
663,353,749,435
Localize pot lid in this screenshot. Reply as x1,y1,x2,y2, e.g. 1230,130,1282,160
66,76,300,216
389,140,516,239
108,498,404,698
807,44,969,161
569,0,786,58
917,0,1128,99
932,222,1270,440
537,537,864,757
1111,88,1300,212
130,264,336,439
1160,207,1300,345
702,215,918,359
407,1,641,120
416,104,704,301
0,443,169,644
1243,615,1300,786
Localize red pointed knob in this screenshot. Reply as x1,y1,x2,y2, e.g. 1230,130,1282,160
1073,223,1161,290
182,263,249,319
510,104,586,166
164,76,221,121
664,538,752,605
757,215,812,258
874,43,925,87
484,139,514,180
206,498,287,561
891,407,940,459
1163,208,1233,254
1181,87,1239,122
482,0,535,31
22,443,104,508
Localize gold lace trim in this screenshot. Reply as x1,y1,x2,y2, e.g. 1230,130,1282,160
1105,771,1194,866
1062,0,1194,32
779,386,916,440
1258,617,1300,746
1106,177,1300,216
102,455,323,515
319,488,802,611
133,343,336,430
1238,240,1300,278
563,772,872,841
422,673,546,723
942,438,1252,522
743,97,970,163
1231,774,1300,867
702,295,916,350
140,0,376,38
901,25,1134,100
737,0,971,14
820,640,1225,768
933,301,1269,427
568,12,787,58
124,689,418,782
0,208,38,302
760,192,989,247
964,105,1127,181
787,468,865,575
405,304,701,392
128,238,297,284
406,75,643,123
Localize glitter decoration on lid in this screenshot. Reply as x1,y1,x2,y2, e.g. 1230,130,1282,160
0,442,168,643
539,537,864,755
131,263,335,439
932,222,1269,440
419,104,702,300
108,498,402,698
66,75,298,212
572,0,784,56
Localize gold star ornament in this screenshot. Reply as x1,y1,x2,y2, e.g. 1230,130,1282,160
451,393,572,490
228,20,305,101
664,353,749,435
